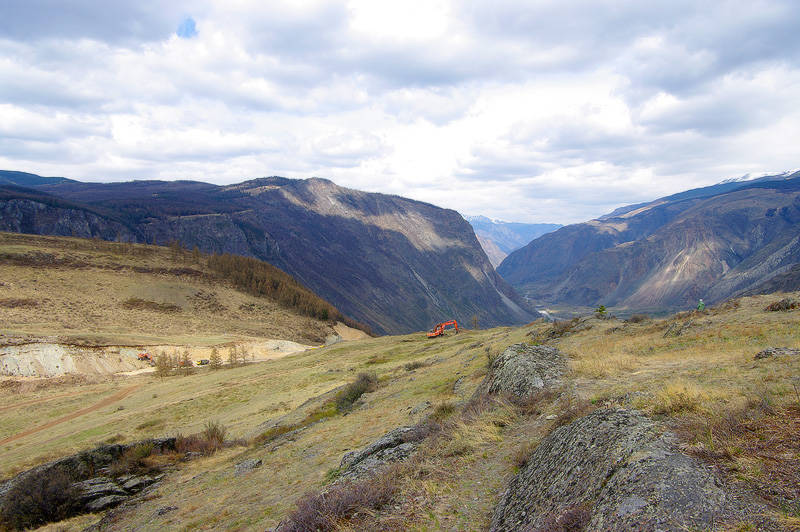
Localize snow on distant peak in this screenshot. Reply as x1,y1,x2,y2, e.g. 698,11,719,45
717,169,800,185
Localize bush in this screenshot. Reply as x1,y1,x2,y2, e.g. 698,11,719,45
765,298,799,311
335,372,377,412
202,420,227,448
277,472,398,532
403,360,427,371
0,298,38,309
108,442,158,477
627,313,649,323
0,469,80,531
121,297,181,313
175,421,235,456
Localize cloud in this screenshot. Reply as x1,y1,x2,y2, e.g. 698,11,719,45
0,0,798,225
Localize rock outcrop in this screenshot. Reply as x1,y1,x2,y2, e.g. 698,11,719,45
338,426,420,480
491,408,759,531
755,346,800,359
0,439,174,521
477,344,564,400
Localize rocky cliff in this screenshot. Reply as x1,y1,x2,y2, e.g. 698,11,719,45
0,171,533,334
498,172,800,311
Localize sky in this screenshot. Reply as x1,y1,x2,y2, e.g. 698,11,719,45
1,1,799,224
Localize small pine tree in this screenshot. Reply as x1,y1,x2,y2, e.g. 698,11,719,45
239,346,249,365
227,346,238,367
595,305,607,316
471,314,479,329
209,347,222,370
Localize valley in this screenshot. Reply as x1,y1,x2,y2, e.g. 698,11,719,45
1,234,798,530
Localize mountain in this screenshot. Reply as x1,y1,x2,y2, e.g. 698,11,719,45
0,171,534,334
498,171,800,311
465,215,561,267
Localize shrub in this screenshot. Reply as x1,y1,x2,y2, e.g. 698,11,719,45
430,401,457,421
121,297,181,313
0,469,80,530
202,420,227,448
108,442,158,477
403,360,427,371
0,297,38,309
335,372,377,412
651,382,707,415
277,472,398,532
765,298,799,311
627,313,649,323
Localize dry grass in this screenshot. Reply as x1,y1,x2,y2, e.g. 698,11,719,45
3,273,799,530
0,231,337,345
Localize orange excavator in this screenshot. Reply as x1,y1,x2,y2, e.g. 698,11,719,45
427,319,459,338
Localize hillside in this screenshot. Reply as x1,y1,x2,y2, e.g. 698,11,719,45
465,215,561,267
1,292,797,530
0,171,534,334
0,232,367,354
498,172,800,312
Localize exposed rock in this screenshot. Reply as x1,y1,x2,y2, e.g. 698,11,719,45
755,346,800,359
339,426,420,480
85,494,129,512
74,478,127,503
490,408,761,531
234,458,263,476
324,334,343,346
156,505,178,516
409,400,431,416
121,475,156,492
477,344,564,399
0,438,176,527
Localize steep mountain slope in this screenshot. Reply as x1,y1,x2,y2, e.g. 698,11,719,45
498,172,800,310
0,172,533,333
465,215,561,267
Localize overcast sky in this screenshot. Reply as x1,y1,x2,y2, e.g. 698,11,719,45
1,1,799,224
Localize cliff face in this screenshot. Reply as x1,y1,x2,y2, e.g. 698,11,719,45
0,172,533,334
498,173,800,311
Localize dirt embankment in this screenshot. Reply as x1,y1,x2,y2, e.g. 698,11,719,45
0,344,147,378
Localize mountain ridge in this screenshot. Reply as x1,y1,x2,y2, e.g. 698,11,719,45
0,171,534,334
498,171,800,311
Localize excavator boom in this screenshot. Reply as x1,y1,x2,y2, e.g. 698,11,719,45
426,319,459,338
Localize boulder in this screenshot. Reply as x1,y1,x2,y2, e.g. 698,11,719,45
234,458,263,476
339,426,419,480
477,344,564,399
490,408,754,531
755,346,800,359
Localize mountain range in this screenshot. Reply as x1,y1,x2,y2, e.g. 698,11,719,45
464,216,561,267
0,171,534,334
498,171,800,312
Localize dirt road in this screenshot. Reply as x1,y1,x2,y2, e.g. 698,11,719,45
0,390,91,413
0,385,140,446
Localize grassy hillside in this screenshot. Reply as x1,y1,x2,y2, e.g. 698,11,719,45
0,232,363,346
2,291,798,530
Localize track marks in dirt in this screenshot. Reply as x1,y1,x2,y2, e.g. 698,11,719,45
0,385,140,446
